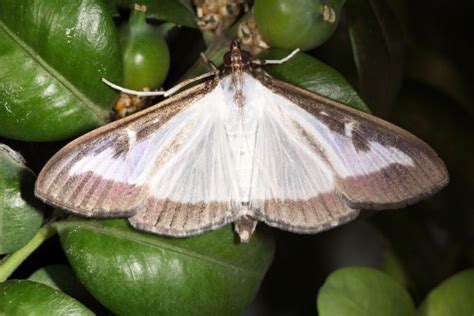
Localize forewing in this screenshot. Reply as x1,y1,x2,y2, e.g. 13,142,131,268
260,76,448,210
35,83,211,216
36,80,243,236
243,74,360,233
128,81,244,236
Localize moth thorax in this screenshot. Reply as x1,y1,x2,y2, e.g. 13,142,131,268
223,41,251,70
230,73,245,107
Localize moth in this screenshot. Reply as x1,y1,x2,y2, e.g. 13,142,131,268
35,41,449,242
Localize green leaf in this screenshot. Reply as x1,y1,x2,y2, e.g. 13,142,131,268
56,219,275,315
260,48,371,113
111,0,196,27
382,247,412,291
29,264,78,291
418,269,474,316
0,144,44,254
346,0,403,117
317,267,417,316
0,280,94,315
371,212,446,298
28,264,88,299
0,0,122,141
28,264,107,313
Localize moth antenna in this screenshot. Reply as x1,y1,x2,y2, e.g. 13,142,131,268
252,48,300,66
102,70,219,98
200,52,219,71
101,78,166,96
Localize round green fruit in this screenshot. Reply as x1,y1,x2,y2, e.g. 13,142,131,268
254,0,345,51
120,6,170,90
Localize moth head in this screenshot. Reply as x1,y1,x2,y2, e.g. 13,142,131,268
223,40,251,70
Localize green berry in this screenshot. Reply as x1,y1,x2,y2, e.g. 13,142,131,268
254,0,345,51
120,5,170,90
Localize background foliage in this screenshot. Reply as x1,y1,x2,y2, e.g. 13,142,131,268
0,0,473,315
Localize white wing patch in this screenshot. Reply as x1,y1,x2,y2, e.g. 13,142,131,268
271,91,416,178
344,121,355,138
126,128,137,147
241,76,335,201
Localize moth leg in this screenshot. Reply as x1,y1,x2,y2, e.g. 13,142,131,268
101,70,219,98
251,48,300,65
200,52,219,71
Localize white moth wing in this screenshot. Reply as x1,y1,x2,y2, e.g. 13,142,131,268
35,81,242,235
128,77,249,236
237,74,360,233
248,73,448,226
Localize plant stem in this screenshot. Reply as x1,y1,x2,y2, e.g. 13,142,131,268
0,224,56,282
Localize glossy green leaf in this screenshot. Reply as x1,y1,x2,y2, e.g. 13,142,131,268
418,269,474,316
56,219,275,315
260,49,371,113
0,0,122,141
29,264,77,291
382,247,412,290
346,0,403,117
0,144,44,254
317,267,417,316
0,280,94,315
28,264,88,299
28,264,110,313
111,0,196,27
